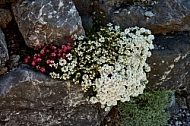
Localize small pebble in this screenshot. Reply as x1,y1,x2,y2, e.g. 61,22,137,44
145,11,154,17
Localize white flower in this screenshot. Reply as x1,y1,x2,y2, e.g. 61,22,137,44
66,53,72,60
124,28,130,34
107,23,113,27
59,58,67,66
60,74,68,80
82,74,89,81
105,107,111,111
140,27,146,33
144,63,151,72
78,35,85,40
49,72,59,79
114,25,120,32
99,36,105,42
52,63,58,69
89,97,98,104
61,66,68,72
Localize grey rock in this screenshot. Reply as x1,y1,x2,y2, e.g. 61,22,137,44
8,54,20,69
72,0,93,31
0,28,9,75
144,11,154,17
94,0,190,34
0,0,7,5
0,65,107,125
0,66,7,76
0,9,12,28
72,0,92,15
12,0,85,49
147,33,190,107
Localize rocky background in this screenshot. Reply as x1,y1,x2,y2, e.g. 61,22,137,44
0,0,190,125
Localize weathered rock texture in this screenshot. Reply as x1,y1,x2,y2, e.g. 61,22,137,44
0,65,106,125
0,9,12,28
12,0,85,49
0,0,189,125
0,0,7,5
92,0,190,34
147,33,190,107
0,28,8,75
72,0,93,31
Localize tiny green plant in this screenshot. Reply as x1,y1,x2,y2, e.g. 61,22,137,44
117,89,171,126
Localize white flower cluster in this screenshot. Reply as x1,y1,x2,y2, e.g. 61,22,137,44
49,23,154,111
49,53,78,80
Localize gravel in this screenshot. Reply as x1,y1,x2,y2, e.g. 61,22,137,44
167,108,190,126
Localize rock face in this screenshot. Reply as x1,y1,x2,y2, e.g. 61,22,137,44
147,33,190,107
0,9,12,28
0,28,8,75
12,0,85,49
0,65,106,125
0,0,7,5
72,0,93,31
93,0,190,34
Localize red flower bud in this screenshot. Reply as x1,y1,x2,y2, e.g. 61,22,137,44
31,61,36,66
51,53,56,57
40,67,46,72
46,59,51,64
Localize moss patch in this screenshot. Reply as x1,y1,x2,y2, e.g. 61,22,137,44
117,89,171,126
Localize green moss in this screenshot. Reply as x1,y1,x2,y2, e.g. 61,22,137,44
117,89,171,126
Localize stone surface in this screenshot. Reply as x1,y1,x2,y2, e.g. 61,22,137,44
0,9,12,28
73,0,92,15
93,0,190,34
7,54,20,69
0,28,9,75
12,0,85,49
0,0,7,5
72,0,93,31
0,65,106,125
147,33,190,106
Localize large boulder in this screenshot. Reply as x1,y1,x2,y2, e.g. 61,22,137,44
0,28,8,75
147,33,190,107
12,0,85,49
93,0,190,34
0,65,107,125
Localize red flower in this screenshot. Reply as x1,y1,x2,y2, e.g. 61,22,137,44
51,46,57,50
24,40,73,74
46,49,50,53
61,54,66,59
38,42,44,48
62,45,67,52
46,59,52,64
31,61,36,66
58,53,62,58
24,56,31,63
67,45,71,51
58,49,62,53
24,58,29,63
37,54,41,57
40,49,45,54
51,53,56,57
40,67,46,72
67,42,71,46
36,58,42,62
66,37,73,43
